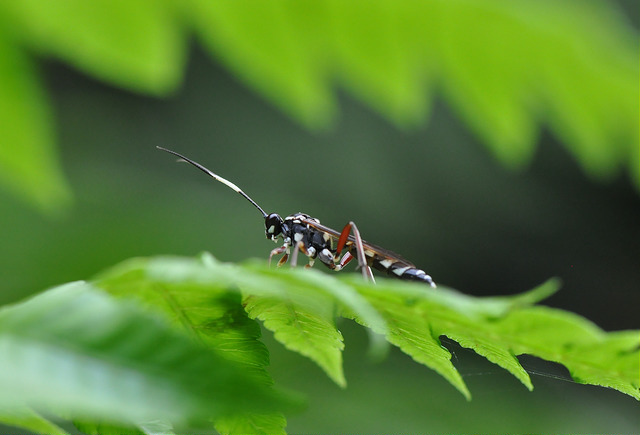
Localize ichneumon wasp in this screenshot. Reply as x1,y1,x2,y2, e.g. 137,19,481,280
157,146,436,288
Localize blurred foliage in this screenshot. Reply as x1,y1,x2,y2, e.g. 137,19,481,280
0,21,71,213
1,254,637,433
0,0,637,213
0,278,298,435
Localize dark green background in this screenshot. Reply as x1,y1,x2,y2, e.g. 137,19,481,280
1,5,638,433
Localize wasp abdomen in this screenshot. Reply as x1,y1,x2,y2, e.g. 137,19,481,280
373,259,436,288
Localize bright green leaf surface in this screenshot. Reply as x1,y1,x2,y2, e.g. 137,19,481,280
96,254,385,389
0,281,296,434
243,290,346,388
348,287,473,399
348,276,639,400
95,255,290,435
99,256,639,402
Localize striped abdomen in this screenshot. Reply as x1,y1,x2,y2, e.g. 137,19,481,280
371,257,436,288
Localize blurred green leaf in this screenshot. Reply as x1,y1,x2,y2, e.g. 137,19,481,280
186,0,637,183
0,0,186,95
0,0,637,208
96,255,640,402
188,0,334,128
74,419,177,435
214,413,288,435
0,281,297,434
0,28,71,213
73,421,148,435
0,405,69,435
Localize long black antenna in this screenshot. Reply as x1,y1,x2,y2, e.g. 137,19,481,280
157,146,268,218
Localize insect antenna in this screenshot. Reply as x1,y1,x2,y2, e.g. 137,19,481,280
156,146,268,218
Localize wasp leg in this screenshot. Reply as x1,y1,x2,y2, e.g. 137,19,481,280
290,241,301,268
333,251,354,271
269,245,289,267
335,221,375,283
291,241,316,269
277,253,289,267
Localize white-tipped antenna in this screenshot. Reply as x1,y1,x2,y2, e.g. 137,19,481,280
157,146,268,218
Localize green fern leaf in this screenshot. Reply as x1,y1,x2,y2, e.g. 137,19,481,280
0,280,296,434
347,276,639,400
2,255,636,433
94,255,290,435
243,289,346,387
96,254,385,388
97,255,639,401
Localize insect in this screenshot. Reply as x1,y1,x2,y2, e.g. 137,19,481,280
157,146,436,288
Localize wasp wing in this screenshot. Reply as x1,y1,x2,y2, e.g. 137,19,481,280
302,218,417,267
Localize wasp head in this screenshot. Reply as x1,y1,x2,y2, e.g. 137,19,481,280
265,213,285,241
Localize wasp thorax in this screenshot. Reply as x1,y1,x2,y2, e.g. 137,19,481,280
264,213,285,241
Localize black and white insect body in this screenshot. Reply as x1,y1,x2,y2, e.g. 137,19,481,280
157,147,435,288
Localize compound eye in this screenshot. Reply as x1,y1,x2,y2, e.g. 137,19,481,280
265,213,284,240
